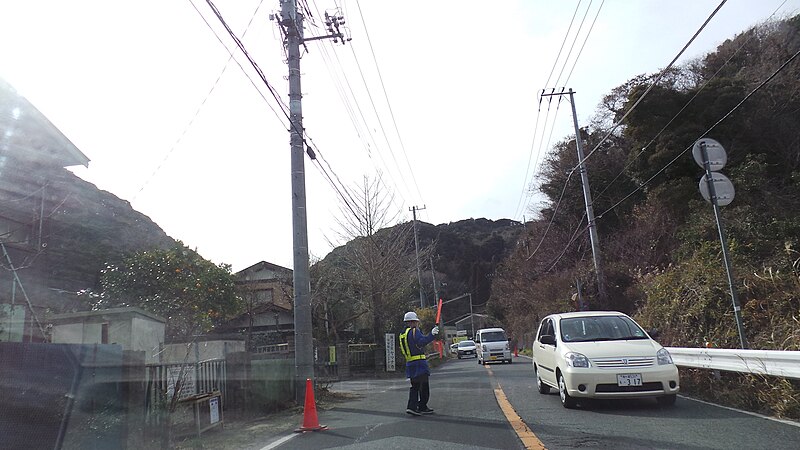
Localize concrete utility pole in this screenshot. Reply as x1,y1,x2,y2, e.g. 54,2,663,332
430,255,439,306
278,0,349,401
409,205,426,307
541,88,607,306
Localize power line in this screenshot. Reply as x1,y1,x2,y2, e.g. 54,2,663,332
596,43,800,220
543,1,582,90
563,0,605,88
308,0,408,210
512,3,584,220
198,0,368,233
353,0,425,205
552,0,594,89
593,0,790,201
526,170,576,261
575,0,728,170
348,44,416,205
134,0,271,200
519,94,567,219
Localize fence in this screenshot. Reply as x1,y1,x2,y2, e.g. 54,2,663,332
348,344,377,371
666,347,800,379
145,358,227,424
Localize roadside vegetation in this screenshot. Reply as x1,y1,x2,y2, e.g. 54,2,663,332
490,15,800,418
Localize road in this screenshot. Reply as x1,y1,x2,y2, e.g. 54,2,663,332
268,356,800,449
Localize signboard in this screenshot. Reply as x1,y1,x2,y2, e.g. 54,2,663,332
166,365,196,400
699,173,735,206
209,396,220,424
692,138,727,171
385,333,395,372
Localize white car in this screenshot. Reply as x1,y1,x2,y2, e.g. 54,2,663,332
476,327,512,364
456,340,477,359
532,311,679,409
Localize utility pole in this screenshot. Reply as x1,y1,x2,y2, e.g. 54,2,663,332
430,255,439,306
409,205,426,307
277,0,349,401
541,88,607,306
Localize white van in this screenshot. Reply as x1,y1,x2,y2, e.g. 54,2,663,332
474,327,512,364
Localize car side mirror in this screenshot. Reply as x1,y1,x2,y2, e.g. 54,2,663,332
540,334,556,346
648,328,660,339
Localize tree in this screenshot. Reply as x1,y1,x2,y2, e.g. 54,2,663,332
312,175,424,343
93,242,242,340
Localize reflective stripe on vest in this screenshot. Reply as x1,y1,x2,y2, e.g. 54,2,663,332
399,328,426,362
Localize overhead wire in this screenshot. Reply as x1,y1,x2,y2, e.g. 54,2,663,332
593,0,790,201
352,0,426,206
562,0,605,88
596,43,800,220
513,1,583,220
199,0,367,227
309,0,408,211
526,0,723,268
552,0,594,89
347,44,416,205
574,0,728,169
134,0,271,200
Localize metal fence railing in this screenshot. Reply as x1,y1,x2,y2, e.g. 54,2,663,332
666,347,800,379
145,358,227,424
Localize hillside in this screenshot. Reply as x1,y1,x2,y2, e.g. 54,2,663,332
310,218,521,342
490,15,800,418
1,165,176,315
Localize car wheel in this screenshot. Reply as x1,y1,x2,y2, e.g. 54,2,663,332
558,373,577,409
535,366,550,394
657,394,677,407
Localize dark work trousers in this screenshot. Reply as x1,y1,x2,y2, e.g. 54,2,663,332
407,373,430,411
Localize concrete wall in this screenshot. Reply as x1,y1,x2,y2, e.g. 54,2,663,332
131,317,164,362
250,358,294,410
160,340,245,364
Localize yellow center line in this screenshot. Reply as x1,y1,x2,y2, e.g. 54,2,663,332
485,364,546,450
494,388,547,450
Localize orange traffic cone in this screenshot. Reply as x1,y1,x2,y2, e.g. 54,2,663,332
295,378,328,432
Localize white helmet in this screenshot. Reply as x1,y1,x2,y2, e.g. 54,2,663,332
403,311,419,322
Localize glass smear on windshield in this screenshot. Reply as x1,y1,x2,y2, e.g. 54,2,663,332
559,316,648,343
458,340,475,347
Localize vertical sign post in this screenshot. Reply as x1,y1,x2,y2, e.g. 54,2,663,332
385,333,395,372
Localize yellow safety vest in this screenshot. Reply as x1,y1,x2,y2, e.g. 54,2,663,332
399,327,426,362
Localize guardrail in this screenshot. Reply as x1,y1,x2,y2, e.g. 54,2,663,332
666,347,800,379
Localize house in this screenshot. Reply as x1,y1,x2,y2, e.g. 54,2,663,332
49,307,166,361
213,261,294,351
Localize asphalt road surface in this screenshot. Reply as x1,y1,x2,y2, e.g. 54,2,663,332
270,356,800,449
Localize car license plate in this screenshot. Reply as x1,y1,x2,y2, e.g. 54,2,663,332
617,374,643,386
490,356,497,360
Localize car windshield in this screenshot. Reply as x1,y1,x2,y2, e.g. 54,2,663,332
3,2,799,448
480,332,507,342
559,316,648,343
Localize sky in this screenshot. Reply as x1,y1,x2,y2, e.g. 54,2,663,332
2,0,799,272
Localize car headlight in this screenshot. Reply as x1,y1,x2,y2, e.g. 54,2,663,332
482,345,487,352
505,342,510,350
565,352,590,368
657,348,673,365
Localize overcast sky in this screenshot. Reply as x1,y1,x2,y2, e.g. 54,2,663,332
2,0,799,272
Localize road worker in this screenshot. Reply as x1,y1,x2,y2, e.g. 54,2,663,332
399,311,438,416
